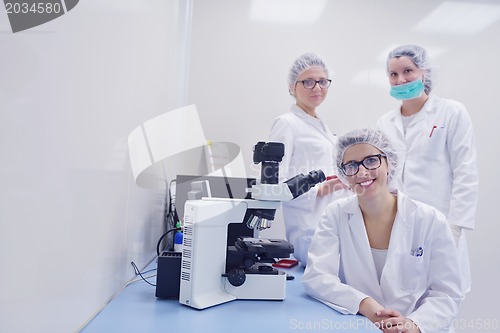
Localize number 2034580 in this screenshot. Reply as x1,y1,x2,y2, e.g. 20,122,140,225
5,2,62,14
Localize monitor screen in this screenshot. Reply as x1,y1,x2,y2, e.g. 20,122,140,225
175,175,257,246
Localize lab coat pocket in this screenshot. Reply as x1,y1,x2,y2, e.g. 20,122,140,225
421,126,445,161
400,254,426,292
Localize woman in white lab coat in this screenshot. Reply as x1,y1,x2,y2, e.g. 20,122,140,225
268,53,349,266
302,128,462,333
377,45,478,295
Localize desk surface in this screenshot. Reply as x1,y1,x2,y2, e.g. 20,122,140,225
81,261,379,333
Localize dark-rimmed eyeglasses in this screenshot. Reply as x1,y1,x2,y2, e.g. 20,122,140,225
341,154,386,177
297,79,332,89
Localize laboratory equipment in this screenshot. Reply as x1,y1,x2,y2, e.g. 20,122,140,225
179,141,325,309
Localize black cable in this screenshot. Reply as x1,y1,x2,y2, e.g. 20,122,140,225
129,181,181,287
156,227,181,256
159,179,180,254
130,261,156,286
168,179,179,222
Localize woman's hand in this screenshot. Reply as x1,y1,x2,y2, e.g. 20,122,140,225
358,297,385,324
373,309,421,333
316,176,349,196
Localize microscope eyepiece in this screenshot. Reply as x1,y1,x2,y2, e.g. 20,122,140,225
285,170,326,199
253,141,285,184
253,141,284,164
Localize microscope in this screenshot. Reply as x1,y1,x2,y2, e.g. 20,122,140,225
178,141,325,309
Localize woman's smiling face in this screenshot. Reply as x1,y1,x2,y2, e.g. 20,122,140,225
342,143,389,198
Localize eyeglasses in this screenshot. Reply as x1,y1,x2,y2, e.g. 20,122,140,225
341,154,386,177
297,79,332,89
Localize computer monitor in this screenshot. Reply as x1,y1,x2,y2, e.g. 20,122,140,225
175,175,257,246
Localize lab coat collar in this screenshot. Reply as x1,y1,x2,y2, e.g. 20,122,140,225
386,109,405,137
289,104,337,145
393,190,417,219
401,95,439,125
421,94,438,114
343,197,385,301
290,104,318,122
384,191,418,266
341,191,419,302
389,95,439,135
340,190,416,218
385,191,415,255
342,195,361,215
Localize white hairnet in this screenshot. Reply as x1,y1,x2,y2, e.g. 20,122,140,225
288,53,330,96
336,128,399,188
387,44,434,94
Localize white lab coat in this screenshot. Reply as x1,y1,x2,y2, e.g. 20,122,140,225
377,95,478,294
302,191,462,333
268,104,350,266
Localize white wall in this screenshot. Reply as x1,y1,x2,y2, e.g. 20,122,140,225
0,1,191,332
188,0,500,329
1,1,498,331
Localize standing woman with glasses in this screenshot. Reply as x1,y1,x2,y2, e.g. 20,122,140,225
377,45,478,296
268,52,349,266
303,128,462,333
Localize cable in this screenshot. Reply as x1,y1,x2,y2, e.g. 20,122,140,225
125,274,158,288
130,261,156,286
169,179,177,214
160,179,180,254
156,227,181,256
168,179,179,224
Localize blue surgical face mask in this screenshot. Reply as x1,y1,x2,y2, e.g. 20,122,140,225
390,78,425,100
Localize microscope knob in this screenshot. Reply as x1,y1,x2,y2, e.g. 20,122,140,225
226,268,246,287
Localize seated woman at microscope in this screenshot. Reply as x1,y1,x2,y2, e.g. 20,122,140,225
302,128,462,333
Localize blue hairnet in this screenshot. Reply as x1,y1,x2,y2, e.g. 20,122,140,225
288,53,330,96
336,128,399,188
387,44,434,94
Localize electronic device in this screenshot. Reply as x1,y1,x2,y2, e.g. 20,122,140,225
155,252,182,299
175,174,257,246
178,141,325,309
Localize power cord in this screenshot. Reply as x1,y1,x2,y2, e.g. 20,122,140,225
159,179,180,254
132,180,181,286
156,227,181,256
130,261,156,287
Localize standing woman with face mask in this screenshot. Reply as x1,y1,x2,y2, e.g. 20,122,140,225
268,53,349,267
377,45,479,296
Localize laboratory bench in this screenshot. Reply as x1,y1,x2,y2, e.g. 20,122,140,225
80,259,379,333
